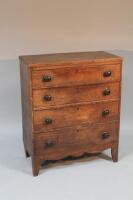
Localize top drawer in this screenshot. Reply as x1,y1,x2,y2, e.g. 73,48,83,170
31,64,121,89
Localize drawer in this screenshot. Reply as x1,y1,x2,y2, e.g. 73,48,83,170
33,82,120,109
34,122,119,157
31,64,121,89
33,100,119,132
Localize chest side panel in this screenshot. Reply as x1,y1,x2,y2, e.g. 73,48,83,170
20,61,33,155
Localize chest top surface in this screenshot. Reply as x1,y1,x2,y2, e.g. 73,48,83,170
19,51,122,67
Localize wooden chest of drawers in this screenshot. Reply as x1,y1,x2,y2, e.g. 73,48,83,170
19,51,122,176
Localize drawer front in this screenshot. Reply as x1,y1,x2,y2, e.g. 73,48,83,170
33,82,120,109
32,64,121,88
33,100,119,132
34,122,119,157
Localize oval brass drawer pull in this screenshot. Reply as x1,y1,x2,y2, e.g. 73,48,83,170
44,95,52,101
45,140,55,148
103,88,111,96
102,110,110,116
103,71,112,77
44,118,53,124
43,75,52,82
102,132,110,139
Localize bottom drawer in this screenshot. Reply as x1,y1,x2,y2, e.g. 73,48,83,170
34,122,119,159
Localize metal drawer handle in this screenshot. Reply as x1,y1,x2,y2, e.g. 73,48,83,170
45,140,55,148
103,71,112,77
44,95,52,101
102,110,110,116
44,118,53,124
43,75,52,82
103,88,111,96
102,132,110,139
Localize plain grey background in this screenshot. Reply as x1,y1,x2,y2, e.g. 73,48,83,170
0,50,133,200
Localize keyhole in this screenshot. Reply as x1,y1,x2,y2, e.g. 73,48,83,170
77,107,79,111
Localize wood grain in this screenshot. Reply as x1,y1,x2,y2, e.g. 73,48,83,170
33,82,120,109
19,51,122,66
32,64,121,89
34,122,119,158
33,100,119,132
19,61,33,156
